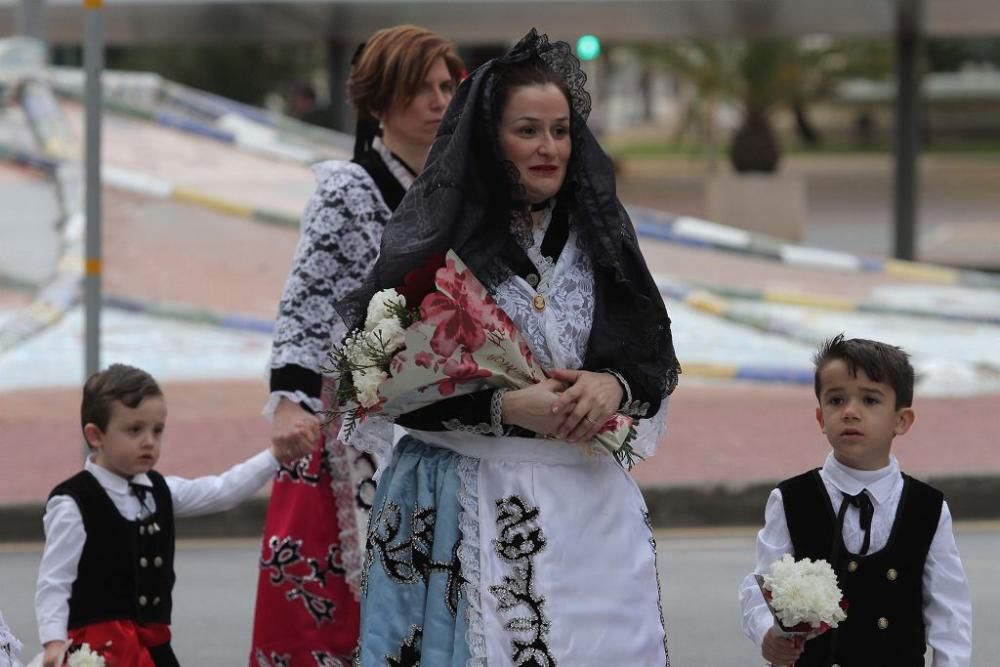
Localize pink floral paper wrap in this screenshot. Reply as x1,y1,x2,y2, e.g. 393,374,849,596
366,250,636,461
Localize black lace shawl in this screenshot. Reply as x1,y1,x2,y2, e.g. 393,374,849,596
338,29,680,410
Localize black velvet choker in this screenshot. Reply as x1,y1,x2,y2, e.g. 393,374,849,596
528,199,551,212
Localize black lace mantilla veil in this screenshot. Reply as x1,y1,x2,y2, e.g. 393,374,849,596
337,28,680,409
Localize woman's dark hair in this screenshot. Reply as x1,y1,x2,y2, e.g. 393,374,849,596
491,62,573,129
484,60,576,207
81,364,162,435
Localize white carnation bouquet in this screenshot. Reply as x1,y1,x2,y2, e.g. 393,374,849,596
63,645,105,667
334,287,414,417
755,554,848,641
26,642,107,667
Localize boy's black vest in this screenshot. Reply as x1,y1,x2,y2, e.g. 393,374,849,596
49,470,177,630
778,469,943,667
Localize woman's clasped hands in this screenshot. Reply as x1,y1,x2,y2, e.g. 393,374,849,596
502,369,622,442
548,369,623,442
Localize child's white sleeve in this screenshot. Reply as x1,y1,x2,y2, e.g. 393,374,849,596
36,496,85,645
923,500,972,667
738,488,792,651
167,449,279,518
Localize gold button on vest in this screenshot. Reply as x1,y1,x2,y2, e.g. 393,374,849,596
887,568,898,581
878,617,889,630
847,560,858,573
139,557,148,568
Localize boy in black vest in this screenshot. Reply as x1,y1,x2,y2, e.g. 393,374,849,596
35,364,308,666
739,335,972,666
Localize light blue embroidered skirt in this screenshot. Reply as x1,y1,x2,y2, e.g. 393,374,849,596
359,437,472,666
359,433,669,667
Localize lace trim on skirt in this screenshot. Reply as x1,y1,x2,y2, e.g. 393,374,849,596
456,455,487,666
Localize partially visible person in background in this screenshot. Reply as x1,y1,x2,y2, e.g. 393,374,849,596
249,25,463,666
286,80,332,129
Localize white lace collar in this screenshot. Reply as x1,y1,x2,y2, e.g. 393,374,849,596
372,137,416,190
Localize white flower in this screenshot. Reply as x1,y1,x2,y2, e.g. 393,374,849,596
763,554,847,629
365,289,406,331
353,367,388,408
342,331,369,367
371,318,406,356
66,644,106,667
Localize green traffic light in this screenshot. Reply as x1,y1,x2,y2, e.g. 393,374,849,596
576,35,601,61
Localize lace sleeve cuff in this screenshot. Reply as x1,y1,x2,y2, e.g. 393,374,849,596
490,388,511,436
600,367,648,417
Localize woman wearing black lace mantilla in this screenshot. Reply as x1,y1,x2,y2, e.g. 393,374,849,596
341,29,680,665
250,26,464,665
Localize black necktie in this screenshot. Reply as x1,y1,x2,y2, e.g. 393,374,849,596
129,482,152,508
837,490,875,555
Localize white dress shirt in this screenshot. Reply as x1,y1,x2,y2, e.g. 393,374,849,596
35,450,278,645
738,453,972,666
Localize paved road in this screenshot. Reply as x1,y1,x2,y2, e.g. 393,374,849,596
2,523,997,665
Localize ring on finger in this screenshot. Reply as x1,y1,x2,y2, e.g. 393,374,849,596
583,415,598,425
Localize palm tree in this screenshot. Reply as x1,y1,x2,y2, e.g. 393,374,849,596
639,38,892,173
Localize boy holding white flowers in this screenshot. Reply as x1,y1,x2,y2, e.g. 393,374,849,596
739,334,972,666
36,364,307,666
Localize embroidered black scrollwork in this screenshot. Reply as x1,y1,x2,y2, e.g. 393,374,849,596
254,649,290,667
275,446,329,485
353,451,378,510
490,496,556,666
364,502,465,615
260,536,346,624
311,652,351,667
386,625,422,667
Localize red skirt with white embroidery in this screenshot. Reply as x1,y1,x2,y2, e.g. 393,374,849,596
249,422,375,667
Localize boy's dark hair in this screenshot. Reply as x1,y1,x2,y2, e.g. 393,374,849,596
813,334,914,408
81,364,163,435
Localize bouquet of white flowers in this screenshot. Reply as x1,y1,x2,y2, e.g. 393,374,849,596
756,554,848,642
26,641,107,667
63,645,105,667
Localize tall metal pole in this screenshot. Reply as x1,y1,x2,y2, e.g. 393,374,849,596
84,0,104,384
892,0,924,261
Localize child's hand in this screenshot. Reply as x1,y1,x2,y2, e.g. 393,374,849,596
271,398,320,462
761,627,804,665
42,640,67,667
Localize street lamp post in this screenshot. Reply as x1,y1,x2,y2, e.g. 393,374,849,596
893,0,924,261
83,0,103,387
